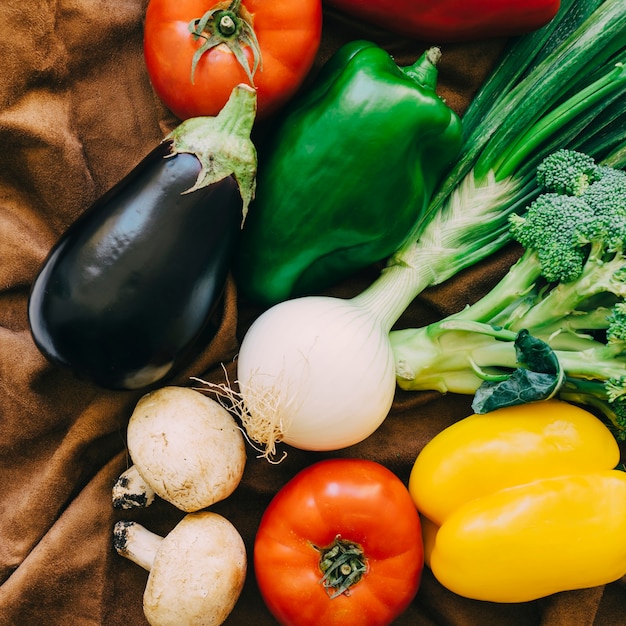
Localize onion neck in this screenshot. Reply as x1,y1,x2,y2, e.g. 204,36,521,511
350,248,439,334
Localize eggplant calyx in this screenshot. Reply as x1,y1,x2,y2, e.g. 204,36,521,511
188,0,262,87
166,84,257,223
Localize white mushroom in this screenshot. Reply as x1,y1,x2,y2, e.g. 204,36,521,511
114,512,247,626
112,464,157,509
113,386,246,512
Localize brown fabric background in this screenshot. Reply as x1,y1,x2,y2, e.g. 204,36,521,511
0,2,624,625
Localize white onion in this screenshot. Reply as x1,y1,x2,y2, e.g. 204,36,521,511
236,295,396,453
202,257,437,458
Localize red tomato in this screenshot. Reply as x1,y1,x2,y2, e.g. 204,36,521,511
254,459,424,626
143,0,322,120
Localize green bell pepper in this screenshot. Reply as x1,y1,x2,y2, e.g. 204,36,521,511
236,40,463,306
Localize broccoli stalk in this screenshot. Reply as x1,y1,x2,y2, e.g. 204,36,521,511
391,150,626,440
559,377,626,439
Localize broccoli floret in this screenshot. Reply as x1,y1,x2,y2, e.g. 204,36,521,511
583,165,626,213
605,376,626,403
390,150,626,429
535,149,601,196
511,161,626,280
578,167,626,253
607,302,626,343
509,193,595,283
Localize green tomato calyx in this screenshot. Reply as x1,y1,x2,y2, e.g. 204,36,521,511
188,0,262,87
314,534,369,598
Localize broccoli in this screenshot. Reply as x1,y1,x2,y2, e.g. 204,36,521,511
535,148,600,196
390,149,626,440
559,378,626,441
508,193,595,282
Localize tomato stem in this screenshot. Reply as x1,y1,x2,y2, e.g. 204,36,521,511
313,535,368,598
187,0,262,87
218,15,236,36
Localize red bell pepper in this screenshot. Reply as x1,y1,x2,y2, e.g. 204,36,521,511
324,0,561,42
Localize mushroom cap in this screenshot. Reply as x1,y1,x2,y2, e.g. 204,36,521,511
127,386,246,512
143,512,247,626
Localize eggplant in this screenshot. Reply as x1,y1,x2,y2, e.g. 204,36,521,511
28,85,257,390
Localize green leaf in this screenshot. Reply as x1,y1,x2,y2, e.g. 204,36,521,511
471,330,563,413
515,328,561,374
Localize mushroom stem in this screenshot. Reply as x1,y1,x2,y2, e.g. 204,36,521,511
113,520,162,571
112,465,157,509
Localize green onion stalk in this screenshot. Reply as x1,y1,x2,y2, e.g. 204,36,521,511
351,0,626,332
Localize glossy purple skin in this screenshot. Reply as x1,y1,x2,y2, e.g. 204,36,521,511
28,141,242,390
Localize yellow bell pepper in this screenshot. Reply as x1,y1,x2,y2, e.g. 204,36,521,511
409,400,625,602
410,400,620,526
